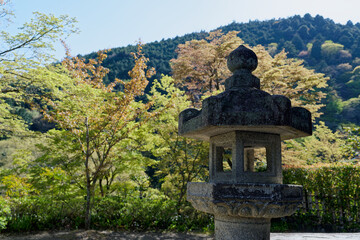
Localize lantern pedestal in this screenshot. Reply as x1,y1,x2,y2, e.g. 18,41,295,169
187,182,302,240
215,217,270,240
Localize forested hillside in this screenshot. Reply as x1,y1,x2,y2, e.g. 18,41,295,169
94,14,360,128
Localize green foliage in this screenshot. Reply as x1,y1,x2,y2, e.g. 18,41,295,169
97,32,208,84
0,4,78,137
0,188,213,232
145,76,209,207
343,126,360,159
321,40,344,60
92,189,177,230
5,196,84,232
170,31,329,119
170,30,242,102
0,197,11,230
322,92,345,128
310,40,322,60
282,41,297,57
345,67,360,98
4,10,360,234
283,122,348,165
342,97,360,124
292,34,306,51
253,45,328,119
266,43,278,56
270,218,289,232
283,164,360,231
0,12,77,62
0,75,211,233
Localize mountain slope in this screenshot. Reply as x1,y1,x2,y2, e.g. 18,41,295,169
88,14,360,128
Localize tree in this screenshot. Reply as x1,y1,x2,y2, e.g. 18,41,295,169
170,30,242,105
297,25,310,40
171,31,329,119
41,44,155,229
0,1,77,137
145,76,208,209
310,39,322,60
321,40,344,64
253,45,328,119
291,34,306,51
282,41,298,57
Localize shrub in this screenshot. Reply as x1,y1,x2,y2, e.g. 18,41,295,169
0,197,11,230
283,163,360,231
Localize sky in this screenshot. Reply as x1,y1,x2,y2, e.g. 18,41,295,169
7,0,360,60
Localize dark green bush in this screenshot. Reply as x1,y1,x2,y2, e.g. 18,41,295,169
2,188,213,232
6,196,84,232
91,190,177,230
283,163,360,232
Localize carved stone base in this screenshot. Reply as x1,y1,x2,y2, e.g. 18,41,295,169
187,182,302,219
215,216,270,240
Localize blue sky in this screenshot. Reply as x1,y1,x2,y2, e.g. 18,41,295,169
8,0,360,60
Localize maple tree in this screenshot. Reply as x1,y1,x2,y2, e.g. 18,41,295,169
170,30,242,104
171,31,329,118
253,45,328,119
41,44,155,229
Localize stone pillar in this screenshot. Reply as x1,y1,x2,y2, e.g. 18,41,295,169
179,45,312,240
244,149,255,172
215,217,270,240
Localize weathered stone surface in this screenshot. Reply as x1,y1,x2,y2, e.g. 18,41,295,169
227,45,258,73
178,87,312,140
225,69,260,89
215,217,270,240
187,182,302,219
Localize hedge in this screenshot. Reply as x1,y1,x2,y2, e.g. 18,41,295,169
283,163,360,232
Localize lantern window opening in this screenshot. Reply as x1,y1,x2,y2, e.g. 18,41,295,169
222,147,232,172
244,146,269,173
215,146,233,173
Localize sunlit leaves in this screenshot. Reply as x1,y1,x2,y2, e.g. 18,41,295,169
0,12,77,63
39,44,155,228
171,30,242,105
0,4,77,138
1,175,34,197
253,45,329,119
283,122,348,166
145,76,208,207
343,126,360,159
171,30,329,119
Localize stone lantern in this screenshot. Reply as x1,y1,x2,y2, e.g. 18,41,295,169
178,45,312,240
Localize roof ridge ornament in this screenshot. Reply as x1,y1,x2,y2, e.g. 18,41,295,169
227,45,258,72
225,45,260,90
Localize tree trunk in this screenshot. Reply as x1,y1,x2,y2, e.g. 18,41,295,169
84,117,92,229
85,175,91,229
99,178,104,197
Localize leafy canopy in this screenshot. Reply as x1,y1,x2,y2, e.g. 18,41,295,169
171,30,329,119
0,1,77,137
